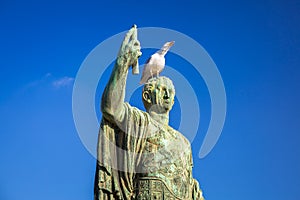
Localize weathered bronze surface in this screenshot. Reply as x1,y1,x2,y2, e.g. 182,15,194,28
94,25,204,200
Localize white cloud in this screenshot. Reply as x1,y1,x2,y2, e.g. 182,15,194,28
22,73,52,91
22,74,74,92
52,76,74,88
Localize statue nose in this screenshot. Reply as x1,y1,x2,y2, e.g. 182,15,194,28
163,90,170,99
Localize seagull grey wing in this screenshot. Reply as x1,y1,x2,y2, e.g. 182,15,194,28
140,56,152,84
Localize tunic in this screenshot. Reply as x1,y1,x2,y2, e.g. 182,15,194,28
94,103,203,200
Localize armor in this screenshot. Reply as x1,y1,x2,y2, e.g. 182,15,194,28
135,177,186,200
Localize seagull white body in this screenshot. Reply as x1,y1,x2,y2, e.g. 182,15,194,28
140,41,175,84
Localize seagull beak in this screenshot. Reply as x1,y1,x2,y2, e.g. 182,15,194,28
167,41,175,48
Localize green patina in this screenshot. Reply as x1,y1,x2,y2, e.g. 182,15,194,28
94,25,204,200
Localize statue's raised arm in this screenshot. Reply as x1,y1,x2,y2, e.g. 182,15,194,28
101,25,142,123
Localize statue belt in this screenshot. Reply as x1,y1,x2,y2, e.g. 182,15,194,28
135,177,184,200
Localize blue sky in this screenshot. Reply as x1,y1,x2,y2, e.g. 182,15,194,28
1,0,300,199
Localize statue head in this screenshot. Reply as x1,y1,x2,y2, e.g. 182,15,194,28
142,76,175,114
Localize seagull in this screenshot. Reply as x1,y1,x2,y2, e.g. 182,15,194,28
140,41,175,84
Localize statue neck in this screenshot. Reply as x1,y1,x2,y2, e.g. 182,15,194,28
149,111,169,126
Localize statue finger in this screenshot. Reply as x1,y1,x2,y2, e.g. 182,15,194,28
121,25,137,50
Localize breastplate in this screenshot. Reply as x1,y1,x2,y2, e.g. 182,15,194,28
137,127,192,199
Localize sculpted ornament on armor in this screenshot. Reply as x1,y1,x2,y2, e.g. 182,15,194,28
94,25,205,200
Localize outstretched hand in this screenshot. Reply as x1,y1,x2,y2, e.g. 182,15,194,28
118,25,142,72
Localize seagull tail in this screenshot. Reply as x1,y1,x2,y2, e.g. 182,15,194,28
139,77,147,85
140,74,150,84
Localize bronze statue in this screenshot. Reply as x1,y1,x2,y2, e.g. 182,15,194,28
94,25,204,200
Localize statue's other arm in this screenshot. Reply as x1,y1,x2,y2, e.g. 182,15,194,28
101,26,141,123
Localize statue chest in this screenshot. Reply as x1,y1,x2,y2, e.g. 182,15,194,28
138,128,192,199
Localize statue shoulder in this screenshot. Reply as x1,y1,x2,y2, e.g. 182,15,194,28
123,102,150,122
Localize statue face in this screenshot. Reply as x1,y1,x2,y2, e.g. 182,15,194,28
153,83,175,112
143,81,175,113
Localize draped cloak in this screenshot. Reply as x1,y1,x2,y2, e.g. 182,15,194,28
94,103,204,200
